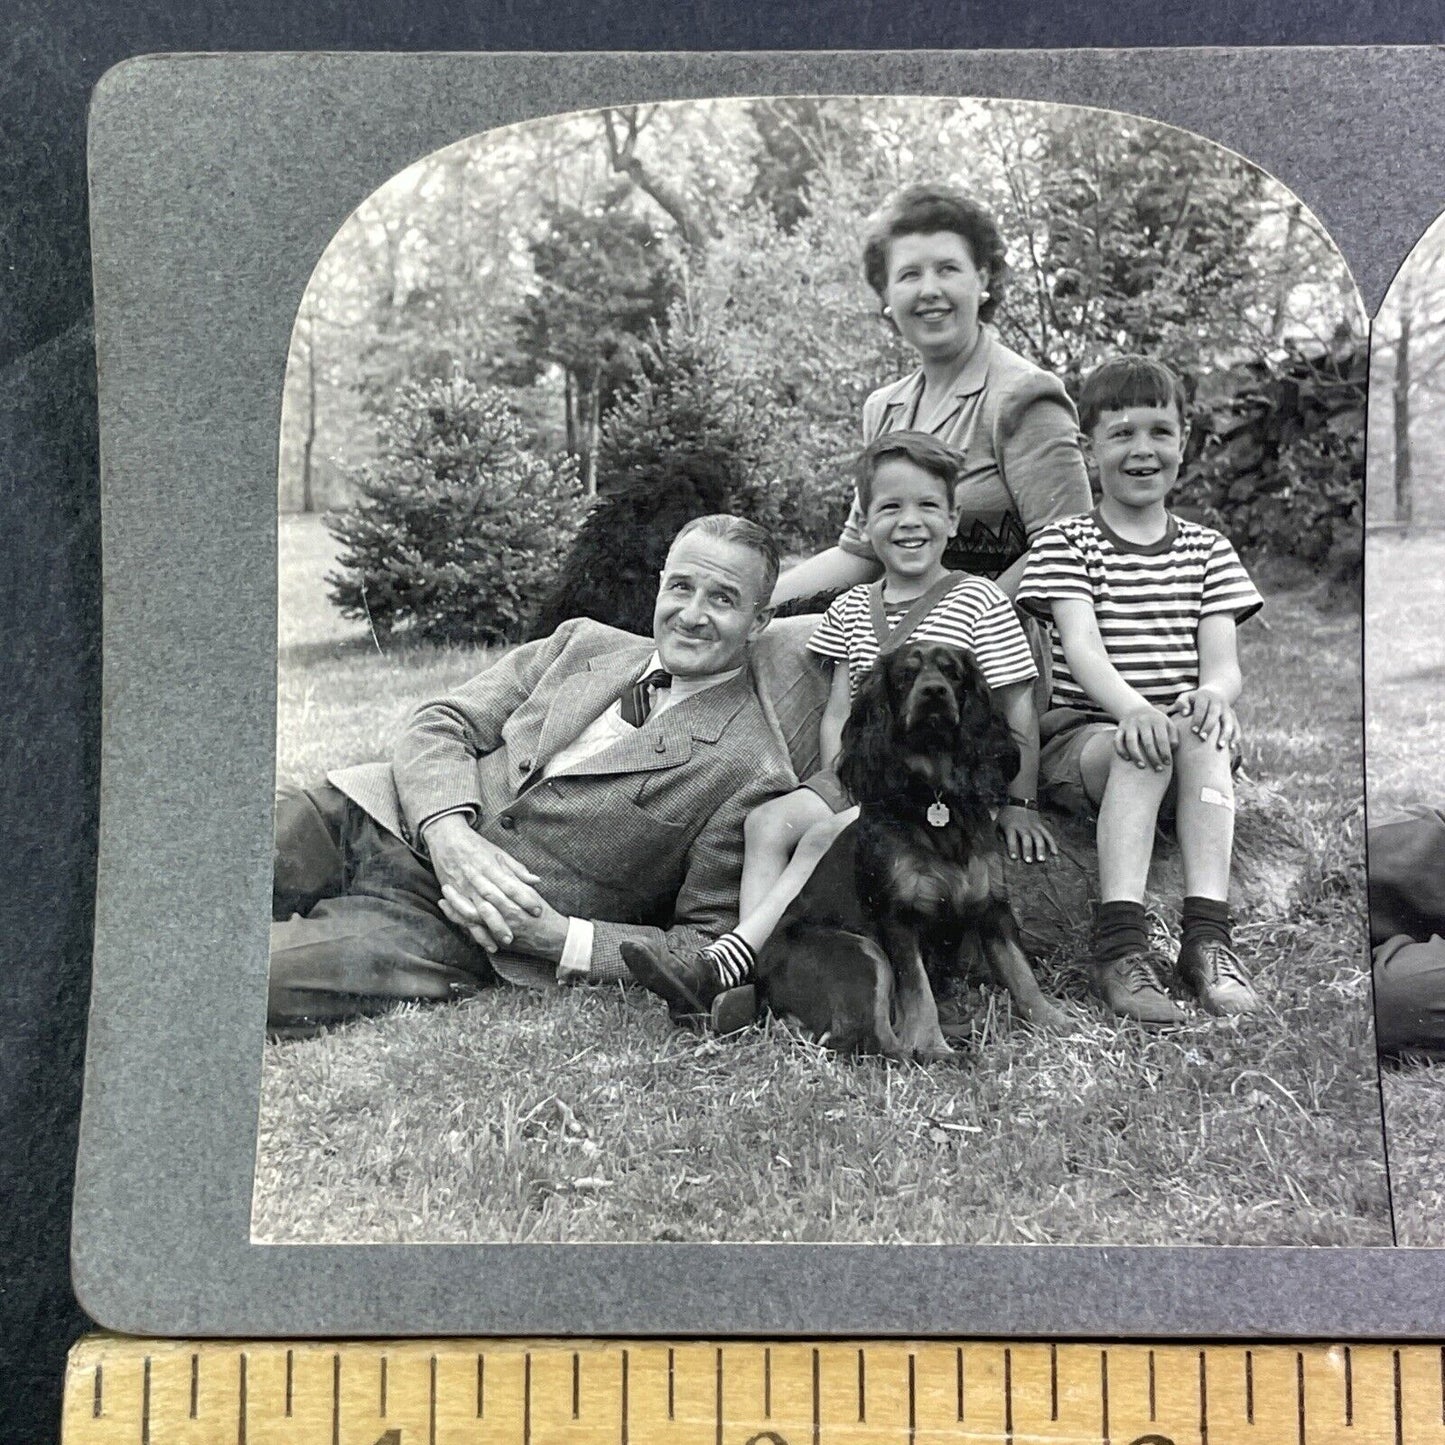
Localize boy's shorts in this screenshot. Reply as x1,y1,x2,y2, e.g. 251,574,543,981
799,768,853,814
1038,707,1242,821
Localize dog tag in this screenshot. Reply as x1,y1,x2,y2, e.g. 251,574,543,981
926,800,951,828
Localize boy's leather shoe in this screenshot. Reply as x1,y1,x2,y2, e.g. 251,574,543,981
710,984,758,1035
620,940,757,1033
1177,939,1261,1016
1093,948,1187,1024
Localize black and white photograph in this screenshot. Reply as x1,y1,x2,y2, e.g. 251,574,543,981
1365,210,1445,1247
250,93,1386,1247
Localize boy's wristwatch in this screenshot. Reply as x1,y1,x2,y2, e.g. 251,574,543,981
1006,795,1040,811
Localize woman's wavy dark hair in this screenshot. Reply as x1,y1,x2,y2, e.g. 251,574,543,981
861,183,1008,325
836,645,1020,819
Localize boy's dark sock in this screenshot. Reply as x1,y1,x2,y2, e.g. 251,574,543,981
1181,896,1232,951
1094,900,1149,960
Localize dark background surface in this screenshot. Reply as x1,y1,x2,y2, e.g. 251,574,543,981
6,3,1445,1437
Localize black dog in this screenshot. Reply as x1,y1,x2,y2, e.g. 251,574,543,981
757,642,1066,1060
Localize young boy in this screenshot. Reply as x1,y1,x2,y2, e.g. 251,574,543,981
1016,355,1264,1024
623,430,1056,1025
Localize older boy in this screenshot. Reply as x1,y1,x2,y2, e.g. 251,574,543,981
1017,356,1264,1024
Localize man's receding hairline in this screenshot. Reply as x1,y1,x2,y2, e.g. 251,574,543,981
662,535,772,599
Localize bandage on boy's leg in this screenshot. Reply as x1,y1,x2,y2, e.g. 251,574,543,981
1173,731,1235,901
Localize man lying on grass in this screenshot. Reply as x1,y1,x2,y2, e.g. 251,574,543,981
1368,807,1445,1062
268,514,796,1036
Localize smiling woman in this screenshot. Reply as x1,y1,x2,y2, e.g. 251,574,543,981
770,182,1092,607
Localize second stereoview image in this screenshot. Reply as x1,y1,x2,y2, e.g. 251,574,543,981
1367,211,1445,1247
252,95,1385,1247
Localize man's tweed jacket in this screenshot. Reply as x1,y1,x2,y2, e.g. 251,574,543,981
328,617,802,989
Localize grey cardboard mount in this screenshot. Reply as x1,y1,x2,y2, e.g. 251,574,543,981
78,48,1442,1339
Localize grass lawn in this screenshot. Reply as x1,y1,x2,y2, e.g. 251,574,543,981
253,515,1391,1245
1365,530,1445,1246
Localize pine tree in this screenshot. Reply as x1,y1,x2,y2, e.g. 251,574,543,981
527,329,766,639
326,373,583,644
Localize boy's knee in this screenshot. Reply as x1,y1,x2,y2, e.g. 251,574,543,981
1106,746,1173,788
1174,727,1235,781
795,806,853,863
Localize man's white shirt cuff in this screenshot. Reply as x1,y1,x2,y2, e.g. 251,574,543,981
558,916,594,982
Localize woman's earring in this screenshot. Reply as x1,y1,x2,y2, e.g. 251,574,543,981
980,290,990,301
881,305,893,318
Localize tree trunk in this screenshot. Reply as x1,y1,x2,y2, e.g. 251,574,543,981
584,383,601,495
1269,202,1301,343
601,107,711,252
564,368,577,455
1395,303,1414,529
300,317,318,513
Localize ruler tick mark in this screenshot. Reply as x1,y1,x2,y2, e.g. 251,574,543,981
956,1347,965,1422
380,1355,388,1416
858,1348,866,1422
1100,1350,1110,1445
190,1354,199,1419
763,1347,771,1419
525,1352,533,1445
92,1365,102,1419
429,1355,437,1445
668,1348,676,1420
238,1353,248,1445
812,1348,821,1445
717,1348,725,1445
1439,1345,1444,1427
620,1350,629,1445
1394,1349,1404,1445
908,1354,917,1445
1344,1345,1353,1426
1297,1351,1306,1445
1200,1351,1209,1445
1148,1349,1156,1422
1050,1343,1058,1421
285,1350,293,1418
573,1351,581,1420
1245,1351,1254,1425
1003,1349,1013,1444
142,1357,151,1445
332,1353,341,1445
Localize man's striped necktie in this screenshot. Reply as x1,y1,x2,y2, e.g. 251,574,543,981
620,668,672,727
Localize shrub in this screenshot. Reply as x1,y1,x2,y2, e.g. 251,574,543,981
528,326,770,639
1173,338,1366,584
326,373,583,644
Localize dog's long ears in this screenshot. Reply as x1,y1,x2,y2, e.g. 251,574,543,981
837,663,895,804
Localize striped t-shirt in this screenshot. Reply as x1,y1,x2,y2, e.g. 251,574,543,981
1015,511,1263,716
807,575,1038,697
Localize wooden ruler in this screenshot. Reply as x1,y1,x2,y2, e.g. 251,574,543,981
63,1338,1445,1445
